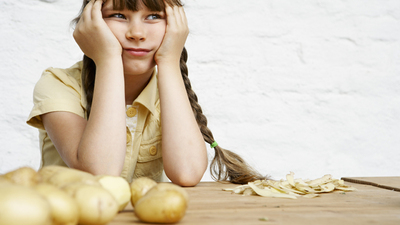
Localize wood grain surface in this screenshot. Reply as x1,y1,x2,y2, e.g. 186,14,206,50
111,179,400,225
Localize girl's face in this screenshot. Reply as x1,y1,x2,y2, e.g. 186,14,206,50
101,0,166,76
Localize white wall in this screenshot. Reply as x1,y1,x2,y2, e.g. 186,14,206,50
1,0,399,181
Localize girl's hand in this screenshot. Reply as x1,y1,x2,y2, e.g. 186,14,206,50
154,4,189,66
73,0,122,64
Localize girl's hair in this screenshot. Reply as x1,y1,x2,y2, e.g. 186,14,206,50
73,0,267,184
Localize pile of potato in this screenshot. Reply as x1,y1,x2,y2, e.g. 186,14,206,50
0,166,188,225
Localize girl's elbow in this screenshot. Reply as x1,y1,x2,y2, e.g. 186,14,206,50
168,169,205,187
171,175,201,187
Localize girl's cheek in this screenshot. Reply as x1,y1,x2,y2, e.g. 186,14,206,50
153,29,166,48
105,22,123,40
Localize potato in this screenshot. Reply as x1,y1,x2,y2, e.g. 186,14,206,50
130,177,157,206
38,165,67,181
96,175,131,211
41,166,96,187
1,166,41,186
62,183,119,225
149,183,189,202
35,183,79,225
134,184,188,224
0,184,52,225
0,176,13,185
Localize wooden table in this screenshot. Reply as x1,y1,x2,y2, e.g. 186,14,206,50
111,177,400,225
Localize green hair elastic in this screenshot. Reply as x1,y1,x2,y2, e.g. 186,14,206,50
210,141,218,148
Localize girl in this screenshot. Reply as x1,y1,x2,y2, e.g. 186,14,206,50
27,0,265,186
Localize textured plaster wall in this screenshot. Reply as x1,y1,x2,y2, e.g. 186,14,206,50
1,0,399,181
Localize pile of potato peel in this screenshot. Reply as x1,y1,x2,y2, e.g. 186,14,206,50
0,166,188,225
223,172,356,199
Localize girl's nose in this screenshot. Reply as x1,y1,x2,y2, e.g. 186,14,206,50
126,23,146,41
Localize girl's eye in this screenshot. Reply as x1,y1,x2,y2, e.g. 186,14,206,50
146,14,162,20
110,13,126,19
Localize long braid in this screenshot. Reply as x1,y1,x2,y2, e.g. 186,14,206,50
179,47,267,184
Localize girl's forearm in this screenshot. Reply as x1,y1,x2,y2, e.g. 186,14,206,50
158,64,208,186
76,58,126,176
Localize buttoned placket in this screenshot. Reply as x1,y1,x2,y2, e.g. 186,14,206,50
121,105,139,181
125,105,138,145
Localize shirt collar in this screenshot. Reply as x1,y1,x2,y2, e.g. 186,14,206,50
132,69,159,116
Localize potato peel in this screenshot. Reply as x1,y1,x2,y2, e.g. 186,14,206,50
248,182,297,199
286,172,295,187
224,172,356,199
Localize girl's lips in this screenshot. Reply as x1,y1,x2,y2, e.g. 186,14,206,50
125,48,151,57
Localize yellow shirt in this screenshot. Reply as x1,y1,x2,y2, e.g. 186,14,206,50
27,61,163,182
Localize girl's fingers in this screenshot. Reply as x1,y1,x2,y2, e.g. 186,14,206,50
80,0,95,23
178,7,188,27
178,7,188,33
171,6,183,26
155,3,189,63
165,4,188,33
91,0,104,20
173,6,188,32
80,0,102,23
165,4,176,27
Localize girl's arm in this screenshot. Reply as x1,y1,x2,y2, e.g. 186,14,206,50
156,5,208,186
42,0,126,176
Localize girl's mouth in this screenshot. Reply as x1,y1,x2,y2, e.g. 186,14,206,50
125,48,151,57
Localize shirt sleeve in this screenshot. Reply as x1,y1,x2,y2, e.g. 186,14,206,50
26,66,86,130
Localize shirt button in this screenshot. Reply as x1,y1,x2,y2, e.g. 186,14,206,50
126,107,137,117
149,146,157,156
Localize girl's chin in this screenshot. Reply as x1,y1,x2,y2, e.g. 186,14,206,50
123,66,156,77
122,60,157,76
